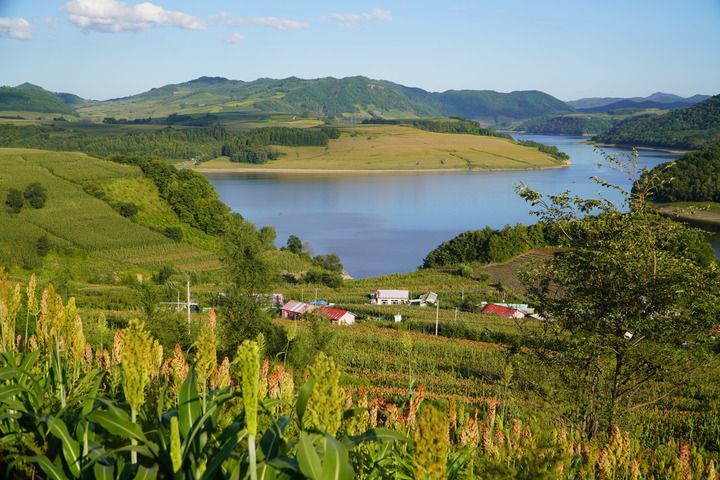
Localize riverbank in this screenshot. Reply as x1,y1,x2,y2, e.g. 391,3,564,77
194,163,570,175
591,142,689,155
651,202,720,232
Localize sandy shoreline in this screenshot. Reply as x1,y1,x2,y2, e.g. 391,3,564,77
194,163,570,175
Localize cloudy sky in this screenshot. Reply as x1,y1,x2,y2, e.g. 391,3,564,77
1,0,719,100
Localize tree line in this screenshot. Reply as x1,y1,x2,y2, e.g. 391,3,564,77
423,222,564,267
0,124,341,164
641,145,720,202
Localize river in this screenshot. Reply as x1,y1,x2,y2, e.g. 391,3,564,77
206,134,719,277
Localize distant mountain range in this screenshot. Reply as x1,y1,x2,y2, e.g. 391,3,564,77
0,78,712,126
595,95,720,150
0,76,573,123
568,92,710,113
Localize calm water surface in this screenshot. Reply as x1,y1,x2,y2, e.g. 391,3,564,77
207,134,718,277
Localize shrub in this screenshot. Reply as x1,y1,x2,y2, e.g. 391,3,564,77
5,188,23,213
164,226,183,242
24,182,47,209
35,235,50,257
118,202,139,217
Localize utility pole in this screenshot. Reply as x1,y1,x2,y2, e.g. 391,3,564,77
435,300,440,336
454,307,458,322
187,280,191,334
314,287,318,304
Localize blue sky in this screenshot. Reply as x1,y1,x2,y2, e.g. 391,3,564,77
1,0,719,101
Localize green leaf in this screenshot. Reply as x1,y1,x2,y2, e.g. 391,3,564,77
81,376,103,416
93,462,115,480
89,410,147,443
259,416,290,460
29,456,69,480
295,378,315,427
321,435,353,480
134,464,158,480
258,462,277,480
350,428,411,445
296,432,322,480
178,368,201,438
200,428,247,480
46,416,81,478
0,384,26,403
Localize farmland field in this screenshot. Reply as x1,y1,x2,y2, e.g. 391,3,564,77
196,124,567,171
0,148,220,276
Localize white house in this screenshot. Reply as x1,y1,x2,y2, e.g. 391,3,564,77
372,289,410,305
317,307,356,325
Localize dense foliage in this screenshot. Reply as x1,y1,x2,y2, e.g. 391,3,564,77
596,95,720,149
112,156,231,235
362,118,511,138
0,123,341,164
643,145,720,202
517,151,720,437
515,140,570,162
423,223,561,267
518,115,614,135
0,84,77,114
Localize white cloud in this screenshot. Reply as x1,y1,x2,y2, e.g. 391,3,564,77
0,17,32,40
213,13,309,31
371,8,392,22
63,0,205,33
226,32,245,44
328,8,392,25
328,13,366,24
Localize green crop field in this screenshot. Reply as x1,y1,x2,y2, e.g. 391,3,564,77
0,148,220,278
196,125,567,171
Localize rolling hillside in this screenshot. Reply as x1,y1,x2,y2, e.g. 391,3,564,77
0,148,220,278
73,76,572,123
595,94,720,149
0,83,90,114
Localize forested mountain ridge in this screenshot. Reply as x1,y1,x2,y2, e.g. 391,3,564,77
5,76,573,123
595,95,720,149
0,83,92,114
567,92,710,110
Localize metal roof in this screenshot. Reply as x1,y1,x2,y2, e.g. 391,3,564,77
376,289,409,300
317,307,353,321
281,300,312,314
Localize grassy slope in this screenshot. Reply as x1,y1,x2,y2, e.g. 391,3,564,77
651,201,720,231
0,148,220,278
197,125,566,171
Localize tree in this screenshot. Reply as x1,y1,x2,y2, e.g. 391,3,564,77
312,254,343,273
118,202,138,218
36,235,50,257
217,294,287,358
164,226,183,242
258,226,277,249
5,188,23,213
516,149,720,438
24,182,47,209
221,215,273,295
285,234,303,254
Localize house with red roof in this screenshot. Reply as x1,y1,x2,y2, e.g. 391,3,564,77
482,303,525,319
316,306,356,325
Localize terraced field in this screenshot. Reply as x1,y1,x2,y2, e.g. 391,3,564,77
0,148,220,276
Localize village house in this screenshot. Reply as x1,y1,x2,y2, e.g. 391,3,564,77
371,289,410,305
316,306,356,325
482,303,526,319
280,300,314,320
410,291,438,306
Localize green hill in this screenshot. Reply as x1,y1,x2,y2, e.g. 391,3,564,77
75,76,572,123
595,94,720,149
644,145,720,203
0,84,85,114
398,85,573,123
0,148,220,279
